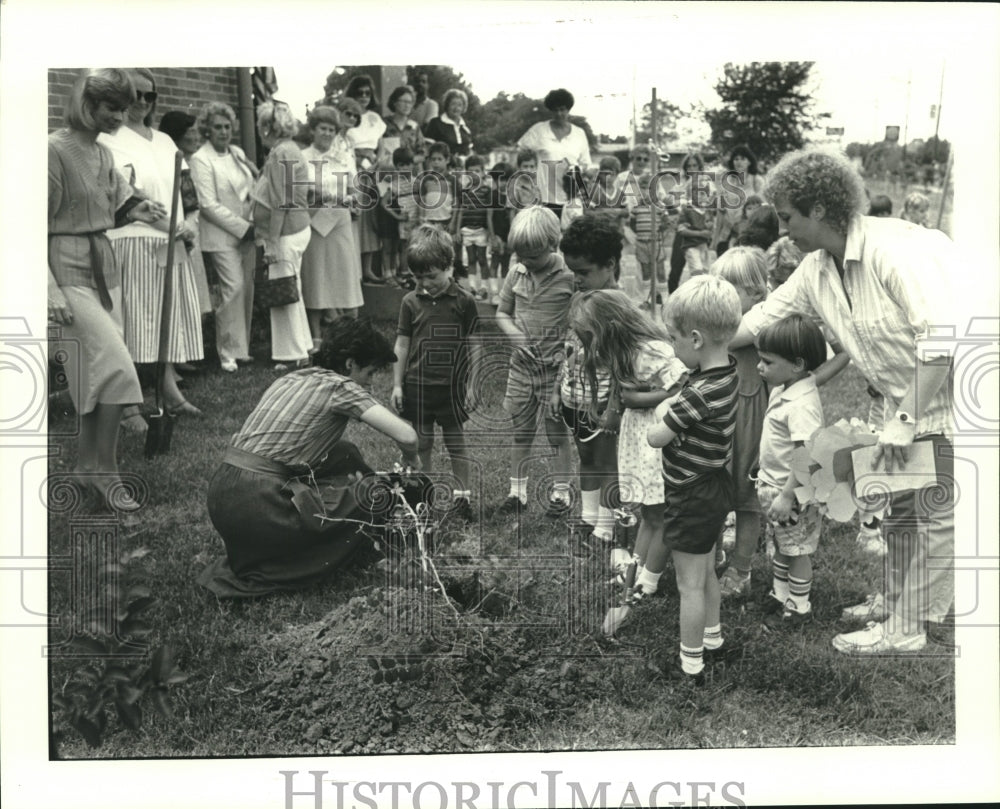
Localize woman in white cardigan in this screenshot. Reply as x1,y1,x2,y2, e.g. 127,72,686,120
189,101,259,373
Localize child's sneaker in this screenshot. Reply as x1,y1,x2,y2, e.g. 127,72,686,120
545,497,571,519
856,523,887,556
781,598,812,623
651,655,705,687
840,593,888,623
718,567,751,598
448,497,475,524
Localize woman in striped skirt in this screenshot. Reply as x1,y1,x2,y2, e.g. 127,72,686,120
99,68,204,417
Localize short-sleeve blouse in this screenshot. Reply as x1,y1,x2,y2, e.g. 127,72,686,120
230,369,378,467
633,339,688,391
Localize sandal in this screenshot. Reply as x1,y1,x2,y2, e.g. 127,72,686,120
166,399,203,418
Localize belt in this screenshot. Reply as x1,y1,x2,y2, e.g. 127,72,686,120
49,231,113,311
222,445,304,478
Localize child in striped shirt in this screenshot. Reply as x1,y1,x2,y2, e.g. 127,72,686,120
648,275,742,683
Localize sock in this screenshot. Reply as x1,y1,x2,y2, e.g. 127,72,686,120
580,489,600,527
453,489,471,502
772,558,790,602
508,477,528,503
635,567,662,595
551,481,571,504
593,505,616,542
788,574,812,612
703,624,723,651
680,643,705,675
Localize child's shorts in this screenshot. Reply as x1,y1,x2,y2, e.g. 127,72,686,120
400,384,468,435
634,239,662,267
756,481,821,556
503,359,563,428
561,404,602,443
663,468,735,555
460,226,488,247
684,244,709,275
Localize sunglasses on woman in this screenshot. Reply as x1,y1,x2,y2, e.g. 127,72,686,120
136,91,158,104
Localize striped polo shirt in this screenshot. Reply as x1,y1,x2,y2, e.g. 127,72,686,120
231,369,377,468
660,357,739,486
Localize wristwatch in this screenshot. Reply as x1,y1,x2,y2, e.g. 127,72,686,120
895,410,915,425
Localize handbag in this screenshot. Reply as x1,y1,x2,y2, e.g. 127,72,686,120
253,247,300,308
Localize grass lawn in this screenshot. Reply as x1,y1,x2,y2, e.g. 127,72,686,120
47,313,954,759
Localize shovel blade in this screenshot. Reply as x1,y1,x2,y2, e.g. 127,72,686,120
144,409,176,459
602,605,631,636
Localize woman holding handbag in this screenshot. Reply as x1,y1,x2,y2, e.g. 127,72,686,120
189,101,259,373
99,68,205,417
252,100,313,370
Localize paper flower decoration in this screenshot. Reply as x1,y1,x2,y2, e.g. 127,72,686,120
793,418,885,523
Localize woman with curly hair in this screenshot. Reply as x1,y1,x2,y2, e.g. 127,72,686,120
732,148,958,656
423,88,473,160
198,317,418,597
516,88,592,219
300,105,364,345
188,101,259,372
253,100,313,369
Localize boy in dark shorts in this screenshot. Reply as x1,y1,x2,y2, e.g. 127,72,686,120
391,225,482,521
648,275,742,683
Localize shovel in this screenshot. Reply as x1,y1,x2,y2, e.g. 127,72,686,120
144,151,183,460
602,555,639,636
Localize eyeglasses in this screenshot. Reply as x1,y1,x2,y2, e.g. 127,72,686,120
135,91,158,104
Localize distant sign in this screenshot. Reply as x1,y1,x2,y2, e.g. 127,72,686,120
826,127,845,136
885,125,900,142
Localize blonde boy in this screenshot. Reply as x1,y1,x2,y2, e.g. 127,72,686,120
648,275,742,682
494,205,575,518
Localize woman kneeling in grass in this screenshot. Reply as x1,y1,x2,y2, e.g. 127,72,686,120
198,317,420,598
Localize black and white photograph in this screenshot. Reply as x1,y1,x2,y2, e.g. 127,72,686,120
2,2,998,807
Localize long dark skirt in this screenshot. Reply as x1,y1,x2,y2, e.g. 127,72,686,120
198,441,383,598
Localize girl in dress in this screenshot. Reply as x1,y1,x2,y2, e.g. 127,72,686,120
570,290,687,603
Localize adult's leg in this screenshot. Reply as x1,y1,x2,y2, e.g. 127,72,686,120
209,248,250,363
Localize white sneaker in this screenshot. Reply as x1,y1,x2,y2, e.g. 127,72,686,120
856,523,887,556
220,358,238,373
841,593,888,622
831,621,926,655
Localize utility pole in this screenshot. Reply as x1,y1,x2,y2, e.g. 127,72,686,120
901,70,912,188
649,87,659,315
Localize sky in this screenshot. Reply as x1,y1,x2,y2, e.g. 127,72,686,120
274,57,954,148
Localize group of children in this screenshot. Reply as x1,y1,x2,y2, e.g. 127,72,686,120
388,202,849,684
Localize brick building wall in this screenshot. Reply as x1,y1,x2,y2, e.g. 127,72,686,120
48,67,242,133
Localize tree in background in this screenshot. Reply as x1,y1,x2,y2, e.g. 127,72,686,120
472,91,598,154
705,62,830,164
633,98,683,147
